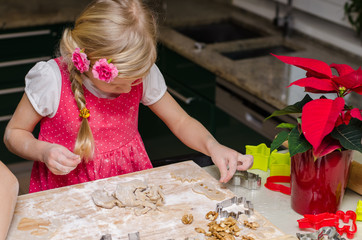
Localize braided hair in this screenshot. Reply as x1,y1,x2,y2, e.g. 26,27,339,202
59,0,157,160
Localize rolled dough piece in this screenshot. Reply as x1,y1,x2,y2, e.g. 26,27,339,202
91,189,118,209
17,217,50,236
192,181,226,201
171,168,202,182
31,227,49,236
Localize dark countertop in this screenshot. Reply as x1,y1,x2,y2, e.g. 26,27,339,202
2,0,362,110
0,0,90,29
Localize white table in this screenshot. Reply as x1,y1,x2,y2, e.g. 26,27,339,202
203,165,361,239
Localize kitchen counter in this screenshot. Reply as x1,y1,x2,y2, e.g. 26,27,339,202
204,165,362,239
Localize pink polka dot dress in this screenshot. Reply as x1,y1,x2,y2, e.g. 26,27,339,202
29,58,153,193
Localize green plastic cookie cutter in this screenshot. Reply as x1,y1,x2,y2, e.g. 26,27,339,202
245,143,270,171
245,143,291,176
269,150,290,176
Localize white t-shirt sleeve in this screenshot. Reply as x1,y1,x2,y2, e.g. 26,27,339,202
24,59,61,118
141,64,167,106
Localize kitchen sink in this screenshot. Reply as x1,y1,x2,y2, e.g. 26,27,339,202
221,45,295,60
175,19,264,44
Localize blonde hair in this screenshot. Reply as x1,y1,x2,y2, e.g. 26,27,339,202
59,0,157,161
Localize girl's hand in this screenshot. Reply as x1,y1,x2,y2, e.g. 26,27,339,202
209,143,254,183
42,144,81,175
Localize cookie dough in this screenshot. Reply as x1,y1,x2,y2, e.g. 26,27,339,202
91,189,119,209
91,179,165,216
114,179,146,207
192,181,226,201
171,168,202,182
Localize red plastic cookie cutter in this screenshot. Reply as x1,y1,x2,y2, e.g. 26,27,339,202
297,210,357,239
264,176,291,195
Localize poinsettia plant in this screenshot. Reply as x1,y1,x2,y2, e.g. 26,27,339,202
266,54,362,158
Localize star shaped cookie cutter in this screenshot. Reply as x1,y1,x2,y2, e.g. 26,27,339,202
216,196,254,220
229,171,261,190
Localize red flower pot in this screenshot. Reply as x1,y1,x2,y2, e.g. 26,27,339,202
290,149,352,215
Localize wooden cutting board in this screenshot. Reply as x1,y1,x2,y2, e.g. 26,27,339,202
7,161,288,240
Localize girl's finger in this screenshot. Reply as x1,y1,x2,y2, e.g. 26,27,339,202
49,165,65,175
62,149,81,162
52,161,75,175
224,157,237,183
58,154,80,168
216,160,228,183
236,154,254,171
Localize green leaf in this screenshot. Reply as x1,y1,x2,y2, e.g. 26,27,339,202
270,131,289,153
331,118,362,152
265,94,313,120
276,123,296,129
288,127,312,156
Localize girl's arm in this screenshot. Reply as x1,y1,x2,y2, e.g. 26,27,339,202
0,162,18,240
4,94,80,175
148,91,253,183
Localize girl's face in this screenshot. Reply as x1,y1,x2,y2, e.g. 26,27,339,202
86,72,142,94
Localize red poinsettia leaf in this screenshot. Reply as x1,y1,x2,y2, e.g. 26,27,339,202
301,97,345,150
288,77,336,92
352,86,362,94
313,135,342,158
304,87,336,94
342,110,352,125
335,110,353,126
335,115,344,127
332,68,362,90
350,108,362,121
272,54,332,78
330,63,355,76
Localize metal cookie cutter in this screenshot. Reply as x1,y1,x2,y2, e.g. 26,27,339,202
100,234,112,240
100,233,140,240
216,196,254,220
128,232,140,240
229,171,261,190
296,226,346,240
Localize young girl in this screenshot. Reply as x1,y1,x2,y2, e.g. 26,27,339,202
4,0,253,193
0,162,18,240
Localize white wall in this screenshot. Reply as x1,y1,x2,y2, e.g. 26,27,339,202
232,0,362,58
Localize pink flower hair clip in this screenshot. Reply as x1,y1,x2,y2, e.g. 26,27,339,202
92,58,119,83
71,48,119,83
72,48,90,73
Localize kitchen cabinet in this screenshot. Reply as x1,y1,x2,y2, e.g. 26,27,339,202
139,45,271,166
0,23,70,164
